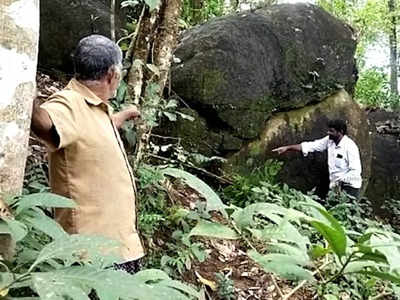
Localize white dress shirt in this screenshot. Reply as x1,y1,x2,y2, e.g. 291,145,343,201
301,135,362,189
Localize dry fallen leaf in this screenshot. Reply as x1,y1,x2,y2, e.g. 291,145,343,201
195,271,217,291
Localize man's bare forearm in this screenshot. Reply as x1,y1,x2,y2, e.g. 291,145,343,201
112,106,140,129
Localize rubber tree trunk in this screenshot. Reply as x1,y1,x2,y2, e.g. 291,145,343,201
0,0,39,200
388,0,398,95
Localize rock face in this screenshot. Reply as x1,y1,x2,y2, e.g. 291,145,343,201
171,3,358,155
365,110,400,208
39,0,125,73
227,90,372,198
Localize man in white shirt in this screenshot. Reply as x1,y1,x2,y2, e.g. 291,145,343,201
272,119,362,198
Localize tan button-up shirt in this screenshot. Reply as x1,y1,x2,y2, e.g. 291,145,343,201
41,79,144,261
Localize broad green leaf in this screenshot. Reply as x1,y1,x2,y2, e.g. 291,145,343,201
16,193,76,215
3,218,27,241
231,203,306,230
248,250,313,281
0,221,11,234
32,266,197,300
249,215,309,251
358,251,388,264
370,233,400,271
22,209,67,240
155,279,201,299
145,0,160,11
189,220,238,240
309,220,346,258
133,269,170,282
306,206,346,258
343,261,386,273
358,270,400,286
31,235,121,270
161,168,227,218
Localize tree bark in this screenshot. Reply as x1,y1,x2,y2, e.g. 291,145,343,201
388,0,398,95
0,0,39,259
124,0,182,167
153,0,182,89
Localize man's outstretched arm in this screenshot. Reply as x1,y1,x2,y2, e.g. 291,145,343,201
272,144,302,155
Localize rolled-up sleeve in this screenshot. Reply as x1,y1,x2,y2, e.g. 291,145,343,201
41,94,80,151
301,136,329,156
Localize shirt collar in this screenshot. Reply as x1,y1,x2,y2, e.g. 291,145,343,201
336,135,348,147
66,78,104,106
66,78,113,115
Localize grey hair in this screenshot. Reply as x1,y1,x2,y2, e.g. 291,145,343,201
72,35,122,81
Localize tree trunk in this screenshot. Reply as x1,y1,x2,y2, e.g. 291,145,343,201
124,0,182,167
0,0,40,259
388,0,398,95
153,0,182,89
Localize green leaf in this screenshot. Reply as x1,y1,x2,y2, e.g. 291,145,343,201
248,215,309,251
358,270,400,286
0,221,11,234
16,193,76,215
343,261,384,273
161,168,227,218
357,232,374,244
324,295,339,300
165,100,178,109
309,220,346,258
22,209,67,240
309,245,331,259
0,272,13,294
231,203,306,230
176,112,195,121
189,220,238,240
163,112,177,121
306,206,347,258
3,218,27,241
144,0,160,11
369,232,400,271
116,80,127,104
31,235,121,270
248,250,313,281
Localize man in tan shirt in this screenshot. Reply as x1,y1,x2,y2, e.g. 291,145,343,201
31,35,144,273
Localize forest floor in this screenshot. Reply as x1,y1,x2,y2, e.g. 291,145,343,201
31,71,397,300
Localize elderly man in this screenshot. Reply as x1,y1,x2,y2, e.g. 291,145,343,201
31,35,144,273
272,119,362,198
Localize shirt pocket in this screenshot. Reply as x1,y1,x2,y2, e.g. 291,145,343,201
334,153,347,169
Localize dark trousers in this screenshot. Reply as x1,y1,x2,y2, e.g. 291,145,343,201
89,259,142,299
340,183,360,199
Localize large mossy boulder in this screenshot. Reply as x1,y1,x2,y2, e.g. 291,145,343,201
365,110,400,210
226,90,371,198
39,0,126,73
171,3,357,154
